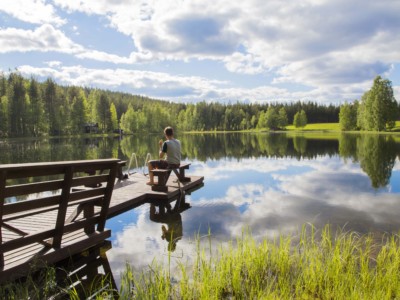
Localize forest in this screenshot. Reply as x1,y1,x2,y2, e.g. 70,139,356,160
0,72,398,138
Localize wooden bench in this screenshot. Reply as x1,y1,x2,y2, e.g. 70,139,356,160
0,159,120,282
151,163,191,192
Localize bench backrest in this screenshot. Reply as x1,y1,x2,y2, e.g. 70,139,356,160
0,159,120,266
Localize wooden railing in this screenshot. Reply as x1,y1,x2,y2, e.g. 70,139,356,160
0,159,120,280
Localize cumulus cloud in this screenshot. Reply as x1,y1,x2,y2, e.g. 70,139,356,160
0,0,65,26
16,64,296,102
2,0,400,102
0,24,83,53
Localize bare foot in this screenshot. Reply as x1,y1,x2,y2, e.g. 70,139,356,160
146,181,154,185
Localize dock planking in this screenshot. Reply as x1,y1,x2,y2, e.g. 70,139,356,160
108,172,204,218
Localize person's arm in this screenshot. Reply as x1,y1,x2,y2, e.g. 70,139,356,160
159,141,167,159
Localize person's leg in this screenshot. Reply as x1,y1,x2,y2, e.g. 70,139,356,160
147,161,155,184
147,160,161,184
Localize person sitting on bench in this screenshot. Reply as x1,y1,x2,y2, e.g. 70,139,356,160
147,126,181,185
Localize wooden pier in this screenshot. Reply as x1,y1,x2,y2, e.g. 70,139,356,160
0,160,204,283
109,171,204,218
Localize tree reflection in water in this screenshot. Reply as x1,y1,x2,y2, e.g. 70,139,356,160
0,132,399,189
339,134,398,188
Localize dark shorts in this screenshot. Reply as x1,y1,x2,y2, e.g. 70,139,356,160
149,160,180,169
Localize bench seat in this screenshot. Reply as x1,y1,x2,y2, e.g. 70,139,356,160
151,163,191,192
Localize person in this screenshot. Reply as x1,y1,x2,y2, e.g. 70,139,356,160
147,126,181,185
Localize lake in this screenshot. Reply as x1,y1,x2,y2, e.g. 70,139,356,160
1,132,400,287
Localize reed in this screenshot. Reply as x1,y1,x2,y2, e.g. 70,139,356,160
2,224,400,299
124,225,400,299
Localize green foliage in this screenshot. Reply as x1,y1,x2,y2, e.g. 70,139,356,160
0,72,345,137
358,76,398,131
70,91,88,134
339,102,358,131
293,109,307,128
110,102,118,129
278,107,288,129
265,106,279,129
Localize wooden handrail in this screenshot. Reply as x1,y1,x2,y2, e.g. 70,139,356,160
0,158,120,269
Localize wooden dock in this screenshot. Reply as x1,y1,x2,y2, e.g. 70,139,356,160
0,160,204,283
108,172,204,218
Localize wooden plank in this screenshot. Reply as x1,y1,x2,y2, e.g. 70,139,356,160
3,195,61,216
52,166,74,249
5,179,63,197
0,228,55,253
72,174,109,187
0,170,6,268
0,159,120,179
97,163,118,232
0,230,111,282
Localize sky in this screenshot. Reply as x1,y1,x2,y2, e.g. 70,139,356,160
1,0,400,105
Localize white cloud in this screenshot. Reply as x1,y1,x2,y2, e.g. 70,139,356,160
16,64,296,102
51,0,400,98
2,0,400,102
0,24,83,53
0,0,65,26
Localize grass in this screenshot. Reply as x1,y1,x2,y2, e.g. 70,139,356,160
286,122,341,131
2,225,400,299
286,121,400,133
122,225,400,300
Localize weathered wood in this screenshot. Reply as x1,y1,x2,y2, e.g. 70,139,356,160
0,159,120,279
151,163,192,192
0,171,6,268
53,166,74,249
97,163,118,232
0,230,111,283
0,159,204,282
5,180,64,197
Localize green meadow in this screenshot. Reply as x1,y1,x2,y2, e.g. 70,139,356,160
286,121,400,132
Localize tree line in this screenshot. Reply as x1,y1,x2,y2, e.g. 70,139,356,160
1,72,398,138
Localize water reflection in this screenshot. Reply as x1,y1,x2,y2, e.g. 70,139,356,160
149,196,191,252
105,148,399,287
1,132,400,286
2,133,398,189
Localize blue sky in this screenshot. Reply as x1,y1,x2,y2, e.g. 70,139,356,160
1,0,400,104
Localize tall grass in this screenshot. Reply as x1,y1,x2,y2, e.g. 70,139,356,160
123,225,400,299
2,225,400,299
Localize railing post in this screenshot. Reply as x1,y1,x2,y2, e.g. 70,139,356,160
53,166,74,249
97,162,118,232
83,204,95,234
0,171,6,268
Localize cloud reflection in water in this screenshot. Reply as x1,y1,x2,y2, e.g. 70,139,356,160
108,155,400,284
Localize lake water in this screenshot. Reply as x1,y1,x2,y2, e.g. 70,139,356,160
1,132,400,287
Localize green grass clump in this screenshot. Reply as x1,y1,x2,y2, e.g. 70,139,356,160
124,225,400,300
